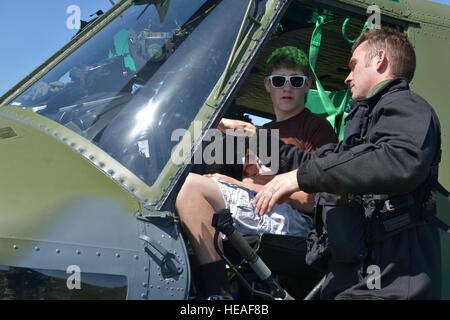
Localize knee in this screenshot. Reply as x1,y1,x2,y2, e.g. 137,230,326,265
180,173,203,193
176,173,202,206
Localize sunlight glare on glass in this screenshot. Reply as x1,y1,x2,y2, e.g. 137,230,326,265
131,100,158,136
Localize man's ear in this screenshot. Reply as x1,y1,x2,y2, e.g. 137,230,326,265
375,49,388,72
264,77,271,93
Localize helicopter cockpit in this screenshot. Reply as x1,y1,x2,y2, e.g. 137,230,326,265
10,0,260,187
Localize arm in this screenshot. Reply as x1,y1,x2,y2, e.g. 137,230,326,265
297,99,438,195
252,127,338,173
217,118,256,137
285,191,315,213
241,177,314,213
209,174,315,213
253,96,439,214
218,118,337,172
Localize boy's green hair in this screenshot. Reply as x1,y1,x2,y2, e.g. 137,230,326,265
266,46,309,76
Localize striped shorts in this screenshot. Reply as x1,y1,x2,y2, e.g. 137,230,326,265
214,179,313,238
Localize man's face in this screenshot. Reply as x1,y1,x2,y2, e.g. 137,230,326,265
345,42,379,99
264,67,311,117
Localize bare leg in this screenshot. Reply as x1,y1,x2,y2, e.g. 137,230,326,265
176,173,227,265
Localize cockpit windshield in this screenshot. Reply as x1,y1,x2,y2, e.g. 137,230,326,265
11,0,254,186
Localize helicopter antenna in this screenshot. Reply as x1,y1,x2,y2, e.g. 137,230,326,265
137,4,151,20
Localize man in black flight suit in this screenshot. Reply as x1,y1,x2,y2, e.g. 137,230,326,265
252,27,447,299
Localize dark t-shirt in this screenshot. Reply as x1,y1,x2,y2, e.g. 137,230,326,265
243,108,338,185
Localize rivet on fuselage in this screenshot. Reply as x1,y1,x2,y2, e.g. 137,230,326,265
96,252,101,257
34,247,40,251
56,249,61,254
13,245,18,250
76,250,81,255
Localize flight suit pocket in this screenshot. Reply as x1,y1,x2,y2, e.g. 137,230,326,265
321,196,368,264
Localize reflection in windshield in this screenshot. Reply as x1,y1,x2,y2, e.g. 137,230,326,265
12,0,257,186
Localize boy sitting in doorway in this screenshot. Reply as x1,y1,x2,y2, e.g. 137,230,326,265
176,46,338,299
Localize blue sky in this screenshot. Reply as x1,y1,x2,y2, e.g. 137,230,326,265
0,0,449,96
0,1,113,96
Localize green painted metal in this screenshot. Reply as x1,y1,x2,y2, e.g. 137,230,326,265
405,4,450,298
0,107,142,261
0,109,141,214
0,106,156,205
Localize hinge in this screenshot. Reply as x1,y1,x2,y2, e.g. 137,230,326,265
135,208,177,221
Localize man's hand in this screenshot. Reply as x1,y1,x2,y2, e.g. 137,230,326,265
217,118,256,137
252,170,300,215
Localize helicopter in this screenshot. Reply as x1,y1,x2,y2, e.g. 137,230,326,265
0,0,448,300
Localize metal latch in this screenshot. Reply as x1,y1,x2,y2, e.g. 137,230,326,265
139,235,183,276
136,209,177,220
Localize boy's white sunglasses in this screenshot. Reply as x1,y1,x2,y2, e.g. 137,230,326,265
268,75,308,88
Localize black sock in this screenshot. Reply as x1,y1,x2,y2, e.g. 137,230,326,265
196,260,232,298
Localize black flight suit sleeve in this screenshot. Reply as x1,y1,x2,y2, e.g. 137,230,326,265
296,93,438,195
253,127,338,174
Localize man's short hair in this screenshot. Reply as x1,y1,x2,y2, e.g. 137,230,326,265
352,27,416,82
266,46,309,76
